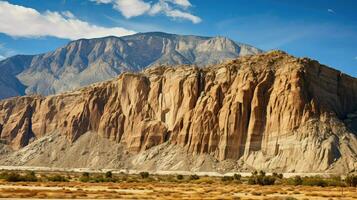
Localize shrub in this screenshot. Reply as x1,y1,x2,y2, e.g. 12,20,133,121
105,171,113,179
189,174,200,180
233,173,241,180
293,176,303,185
79,172,90,182
259,170,266,176
0,172,9,179
248,176,256,185
247,172,276,186
272,172,283,179
345,175,357,187
176,174,184,180
92,175,106,183
302,176,327,187
23,171,37,182
47,175,68,182
221,176,233,182
5,172,21,182
82,172,90,177
2,171,37,182
139,172,149,179
261,176,276,185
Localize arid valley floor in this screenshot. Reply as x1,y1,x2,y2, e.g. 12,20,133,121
0,169,356,200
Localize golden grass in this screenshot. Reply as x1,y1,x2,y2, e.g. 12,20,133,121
0,180,355,199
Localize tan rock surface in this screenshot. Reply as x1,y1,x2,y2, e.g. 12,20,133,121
0,51,356,172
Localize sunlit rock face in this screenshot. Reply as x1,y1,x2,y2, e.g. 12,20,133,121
0,51,356,173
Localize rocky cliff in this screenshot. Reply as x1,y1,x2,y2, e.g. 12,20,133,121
0,51,356,173
0,32,261,99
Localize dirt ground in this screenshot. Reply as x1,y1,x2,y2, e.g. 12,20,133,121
0,181,356,200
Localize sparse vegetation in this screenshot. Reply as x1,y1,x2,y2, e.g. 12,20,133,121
139,172,149,179
292,175,303,185
79,172,90,182
345,175,357,187
0,169,356,199
105,171,113,179
272,172,283,179
189,174,200,180
47,174,68,182
301,176,328,187
176,174,183,180
233,173,242,181
221,176,233,182
0,171,38,182
247,171,276,185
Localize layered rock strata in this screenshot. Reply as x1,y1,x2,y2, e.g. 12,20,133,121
0,51,356,172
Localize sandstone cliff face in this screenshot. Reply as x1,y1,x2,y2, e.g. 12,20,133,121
0,51,356,172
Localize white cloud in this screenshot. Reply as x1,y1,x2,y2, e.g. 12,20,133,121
113,0,151,18
61,11,75,18
91,0,201,24
169,0,191,8
327,9,335,14
163,8,201,24
0,43,15,60
92,0,113,3
149,1,201,24
0,1,136,40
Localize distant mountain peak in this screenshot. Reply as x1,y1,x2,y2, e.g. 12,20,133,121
0,32,263,99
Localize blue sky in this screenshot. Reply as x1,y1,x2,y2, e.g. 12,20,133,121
0,0,356,76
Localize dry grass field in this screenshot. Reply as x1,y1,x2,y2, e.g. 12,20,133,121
0,180,356,199
0,170,356,200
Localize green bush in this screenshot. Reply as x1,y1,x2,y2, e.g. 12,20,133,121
272,172,283,179
302,176,327,187
293,176,303,185
23,171,37,182
82,172,90,177
176,174,184,180
345,175,357,187
261,176,276,185
5,172,22,182
248,176,256,185
105,171,113,179
79,172,90,182
189,174,200,180
47,175,68,182
0,172,9,179
259,170,266,176
233,173,241,180
247,172,276,186
2,171,37,182
221,176,233,182
139,172,149,179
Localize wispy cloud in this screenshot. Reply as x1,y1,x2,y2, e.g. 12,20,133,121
354,56,357,60
0,1,136,40
91,0,201,24
0,43,15,60
327,9,335,14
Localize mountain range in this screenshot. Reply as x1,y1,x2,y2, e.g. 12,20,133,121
0,32,261,99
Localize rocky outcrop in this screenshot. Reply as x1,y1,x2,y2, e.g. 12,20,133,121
0,32,262,99
0,51,356,172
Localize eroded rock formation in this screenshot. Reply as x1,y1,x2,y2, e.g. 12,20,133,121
0,51,356,172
